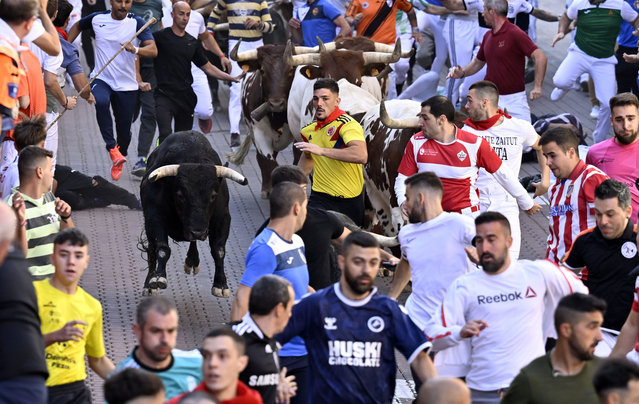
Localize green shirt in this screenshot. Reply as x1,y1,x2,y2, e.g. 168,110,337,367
501,352,602,404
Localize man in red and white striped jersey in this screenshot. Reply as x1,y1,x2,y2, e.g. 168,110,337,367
540,126,608,263
394,95,541,218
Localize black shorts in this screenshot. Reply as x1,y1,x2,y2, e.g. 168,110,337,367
309,189,365,227
48,380,91,404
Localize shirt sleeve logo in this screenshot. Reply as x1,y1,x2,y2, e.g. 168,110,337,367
367,316,385,333
622,242,637,259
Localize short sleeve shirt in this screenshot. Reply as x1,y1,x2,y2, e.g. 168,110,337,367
296,0,342,47
34,280,105,386
300,111,365,198
346,0,413,44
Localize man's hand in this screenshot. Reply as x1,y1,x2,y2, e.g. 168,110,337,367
464,247,479,265
230,72,246,83
244,18,262,30
623,53,639,63
294,142,323,156
221,56,232,72
138,81,152,92
64,96,77,110
525,202,542,215
52,320,88,343
529,85,542,100
551,32,565,47
86,92,96,104
289,17,301,30
276,367,297,404
11,192,26,225
447,65,464,79
351,13,363,28
411,31,423,43
121,42,138,54
54,197,72,218
531,180,549,199
38,0,48,10
460,320,488,338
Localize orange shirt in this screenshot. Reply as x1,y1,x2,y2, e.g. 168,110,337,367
346,0,412,44
18,46,47,118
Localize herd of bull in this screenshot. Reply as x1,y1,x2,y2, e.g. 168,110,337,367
138,36,447,297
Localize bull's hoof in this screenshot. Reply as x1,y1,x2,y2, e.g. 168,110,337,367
212,287,231,298
148,277,167,290
142,288,159,296
184,263,200,275
260,190,270,199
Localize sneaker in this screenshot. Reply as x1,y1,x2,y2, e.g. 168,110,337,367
108,145,127,181
590,105,600,119
230,133,241,149
550,87,568,101
132,157,147,177
198,118,213,133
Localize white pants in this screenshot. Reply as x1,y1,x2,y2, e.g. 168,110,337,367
553,44,616,143
444,16,479,105
398,70,440,101
228,38,263,134
390,34,415,87
192,67,213,120
480,194,521,260
428,14,448,75
45,112,59,168
499,91,530,122
458,28,488,105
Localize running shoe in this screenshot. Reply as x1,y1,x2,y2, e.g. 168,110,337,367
109,145,127,181
132,157,147,177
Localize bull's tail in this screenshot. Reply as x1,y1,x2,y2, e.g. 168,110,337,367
225,127,254,165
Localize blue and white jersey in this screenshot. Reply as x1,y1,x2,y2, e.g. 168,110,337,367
114,347,202,400
295,0,341,47
79,11,153,91
277,284,431,404
242,228,309,357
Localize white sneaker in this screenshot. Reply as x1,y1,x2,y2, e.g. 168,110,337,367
551,87,568,101
590,105,600,119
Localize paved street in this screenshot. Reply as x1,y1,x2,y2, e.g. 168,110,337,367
52,0,604,400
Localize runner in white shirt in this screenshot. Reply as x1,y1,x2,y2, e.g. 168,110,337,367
388,171,475,378
462,81,549,259
161,0,231,132
425,211,587,404
68,0,157,181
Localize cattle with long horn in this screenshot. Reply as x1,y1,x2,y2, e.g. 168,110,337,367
140,131,248,297
227,41,297,199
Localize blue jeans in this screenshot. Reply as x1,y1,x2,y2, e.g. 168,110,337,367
91,79,138,155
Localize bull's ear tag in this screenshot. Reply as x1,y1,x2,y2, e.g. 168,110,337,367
304,68,312,78
242,65,250,72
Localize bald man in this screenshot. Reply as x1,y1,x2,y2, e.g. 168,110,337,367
151,1,240,143
417,377,471,404
0,201,48,401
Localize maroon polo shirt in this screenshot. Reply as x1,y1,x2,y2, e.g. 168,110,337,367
477,20,537,95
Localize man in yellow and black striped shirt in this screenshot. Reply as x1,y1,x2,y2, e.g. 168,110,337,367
207,0,273,149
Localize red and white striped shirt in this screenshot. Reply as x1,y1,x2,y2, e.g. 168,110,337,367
395,128,534,213
546,161,608,263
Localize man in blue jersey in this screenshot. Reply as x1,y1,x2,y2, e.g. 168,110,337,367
277,231,436,404
114,297,202,400
288,0,351,47
231,181,311,404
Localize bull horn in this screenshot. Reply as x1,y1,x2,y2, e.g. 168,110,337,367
250,101,271,121
376,65,392,82
374,39,413,58
230,39,258,62
317,37,326,52
148,164,180,182
294,45,318,54
216,165,249,185
327,210,399,247
212,23,229,31
285,40,321,66
379,101,420,129
363,40,401,65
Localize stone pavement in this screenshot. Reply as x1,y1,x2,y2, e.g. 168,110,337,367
54,0,603,400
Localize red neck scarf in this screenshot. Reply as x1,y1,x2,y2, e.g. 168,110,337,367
463,109,511,130
56,27,68,41
315,108,345,130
